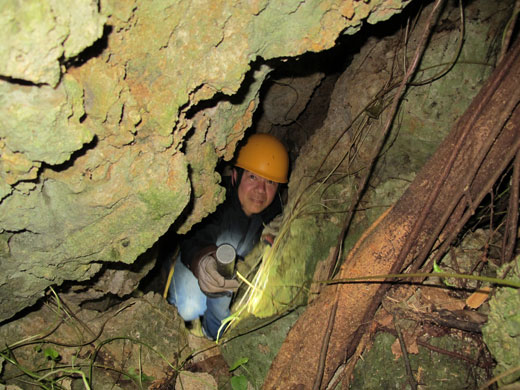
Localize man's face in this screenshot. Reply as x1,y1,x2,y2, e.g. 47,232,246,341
236,170,279,216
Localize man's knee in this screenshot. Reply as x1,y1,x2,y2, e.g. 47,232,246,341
174,295,206,322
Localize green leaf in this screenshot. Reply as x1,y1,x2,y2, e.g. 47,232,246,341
433,261,455,287
43,347,60,361
231,375,248,390
125,367,154,383
229,357,249,372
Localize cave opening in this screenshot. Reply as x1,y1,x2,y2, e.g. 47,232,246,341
138,38,356,300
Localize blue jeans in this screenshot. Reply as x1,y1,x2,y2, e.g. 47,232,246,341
167,256,232,340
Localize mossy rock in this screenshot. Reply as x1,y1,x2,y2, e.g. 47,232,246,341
350,332,487,389
220,307,305,388
482,256,520,387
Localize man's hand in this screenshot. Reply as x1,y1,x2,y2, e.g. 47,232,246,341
197,254,239,295
261,214,284,245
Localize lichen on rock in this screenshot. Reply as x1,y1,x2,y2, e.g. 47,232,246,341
0,76,93,166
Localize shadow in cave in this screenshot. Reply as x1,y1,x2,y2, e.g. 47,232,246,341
42,135,99,173
138,201,193,297
63,25,113,69
182,57,270,121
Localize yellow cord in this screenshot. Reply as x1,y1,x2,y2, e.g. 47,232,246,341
162,247,180,299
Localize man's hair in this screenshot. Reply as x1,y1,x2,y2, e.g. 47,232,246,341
233,167,244,188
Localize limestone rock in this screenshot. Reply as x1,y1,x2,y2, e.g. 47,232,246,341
0,0,106,87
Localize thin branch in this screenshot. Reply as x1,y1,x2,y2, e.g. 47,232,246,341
394,318,418,390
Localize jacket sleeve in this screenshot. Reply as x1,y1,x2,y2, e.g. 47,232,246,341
180,179,282,273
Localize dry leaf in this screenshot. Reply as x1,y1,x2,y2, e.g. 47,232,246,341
258,343,270,354
391,338,402,360
408,337,419,354
376,308,394,328
421,287,465,311
465,287,492,309
390,331,419,360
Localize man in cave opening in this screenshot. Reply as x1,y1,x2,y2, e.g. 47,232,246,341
167,133,289,340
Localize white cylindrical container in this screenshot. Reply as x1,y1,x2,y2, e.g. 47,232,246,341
215,243,236,278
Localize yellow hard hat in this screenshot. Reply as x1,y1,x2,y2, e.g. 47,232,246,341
235,133,289,183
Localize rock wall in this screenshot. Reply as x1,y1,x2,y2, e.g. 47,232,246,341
0,0,413,323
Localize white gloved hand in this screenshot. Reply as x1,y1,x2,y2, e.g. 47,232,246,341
197,254,240,295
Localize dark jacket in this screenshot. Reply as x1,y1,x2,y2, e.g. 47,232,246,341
181,176,282,274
